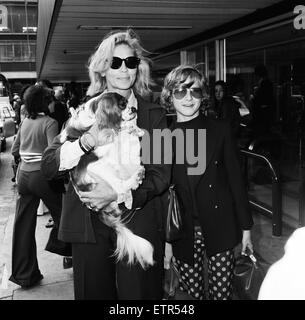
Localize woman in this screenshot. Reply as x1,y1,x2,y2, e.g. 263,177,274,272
41,29,170,300
208,80,241,137
161,65,253,300
9,85,70,288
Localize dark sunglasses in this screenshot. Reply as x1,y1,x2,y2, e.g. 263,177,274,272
173,87,203,100
110,56,140,69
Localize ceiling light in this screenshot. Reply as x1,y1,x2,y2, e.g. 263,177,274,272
78,25,192,31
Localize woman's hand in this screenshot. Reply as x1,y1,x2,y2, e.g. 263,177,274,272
78,172,118,211
241,229,253,254
164,242,173,270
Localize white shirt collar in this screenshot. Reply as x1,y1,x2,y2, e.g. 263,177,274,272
127,90,138,110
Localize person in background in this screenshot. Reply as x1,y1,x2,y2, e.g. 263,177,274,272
66,82,81,110
41,29,171,300
250,64,275,136
9,85,71,288
36,79,70,230
36,79,70,133
161,65,253,300
54,88,65,104
15,84,31,126
208,80,241,137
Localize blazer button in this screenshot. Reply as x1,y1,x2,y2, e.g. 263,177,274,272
215,205,218,209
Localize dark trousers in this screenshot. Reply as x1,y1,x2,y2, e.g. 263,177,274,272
9,169,66,287
72,214,163,300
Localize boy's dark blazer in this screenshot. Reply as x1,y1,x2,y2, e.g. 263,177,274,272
171,115,253,265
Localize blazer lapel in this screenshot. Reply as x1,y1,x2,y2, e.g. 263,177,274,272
191,116,222,187
136,95,150,130
203,117,220,169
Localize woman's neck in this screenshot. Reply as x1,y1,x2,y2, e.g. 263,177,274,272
112,89,132,99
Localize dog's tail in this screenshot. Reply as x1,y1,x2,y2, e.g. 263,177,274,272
104,214,154,269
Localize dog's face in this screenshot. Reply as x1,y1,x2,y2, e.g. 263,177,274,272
122,106,137,122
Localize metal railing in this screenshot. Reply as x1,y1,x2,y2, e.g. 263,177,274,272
240,149,282,237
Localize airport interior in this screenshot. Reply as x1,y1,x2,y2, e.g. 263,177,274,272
1,0,305,301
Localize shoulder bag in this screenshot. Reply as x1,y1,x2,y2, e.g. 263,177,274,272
165,184,183,243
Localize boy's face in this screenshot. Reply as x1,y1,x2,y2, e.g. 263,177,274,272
172,77,203,122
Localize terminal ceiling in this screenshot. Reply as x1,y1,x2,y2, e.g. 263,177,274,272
37,0,288,82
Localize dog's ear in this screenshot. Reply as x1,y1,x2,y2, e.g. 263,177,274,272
95,94,122,130
117,95,128,110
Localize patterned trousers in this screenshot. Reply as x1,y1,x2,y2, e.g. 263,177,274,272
174,226,235,300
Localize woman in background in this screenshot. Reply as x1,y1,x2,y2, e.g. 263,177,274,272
9,85,70,288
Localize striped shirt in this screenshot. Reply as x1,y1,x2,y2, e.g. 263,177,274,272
11,115,58,172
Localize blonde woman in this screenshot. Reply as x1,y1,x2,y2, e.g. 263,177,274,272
42,29,170,300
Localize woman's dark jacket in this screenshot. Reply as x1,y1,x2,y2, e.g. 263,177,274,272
171,114,253,264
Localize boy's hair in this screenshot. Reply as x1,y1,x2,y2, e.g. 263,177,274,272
161,65,207,110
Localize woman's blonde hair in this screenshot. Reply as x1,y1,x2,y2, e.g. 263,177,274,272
87,29,153,97
161,65,208,110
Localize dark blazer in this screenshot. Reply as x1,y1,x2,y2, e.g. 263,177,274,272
41,96,171,252
172,115,253,264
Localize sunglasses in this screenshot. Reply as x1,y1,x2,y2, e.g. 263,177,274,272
173,87,203,100
110,56,140,69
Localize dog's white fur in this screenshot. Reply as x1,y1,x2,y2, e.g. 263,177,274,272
63,93,154,269
258,227,305,300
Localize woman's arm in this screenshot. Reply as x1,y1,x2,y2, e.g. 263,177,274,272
11,126,21,158
77,108,171,212
41,120,101,181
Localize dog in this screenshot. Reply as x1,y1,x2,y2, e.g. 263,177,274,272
61,92,154,269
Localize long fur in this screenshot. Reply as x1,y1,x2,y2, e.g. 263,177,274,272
102,214,154,269
65,92,154,269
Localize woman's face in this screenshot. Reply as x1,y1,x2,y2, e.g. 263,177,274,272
215,84,224,101
105,44,138,98
172,77,203,122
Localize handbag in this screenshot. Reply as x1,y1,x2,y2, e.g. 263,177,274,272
233,251,269,300
163,260,195,300
163,261,180,300
165,184,183,243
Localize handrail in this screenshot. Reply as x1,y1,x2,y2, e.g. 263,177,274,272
240,149,282,237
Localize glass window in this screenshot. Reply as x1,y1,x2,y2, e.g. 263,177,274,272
0,41,35,62
0,3,37,34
